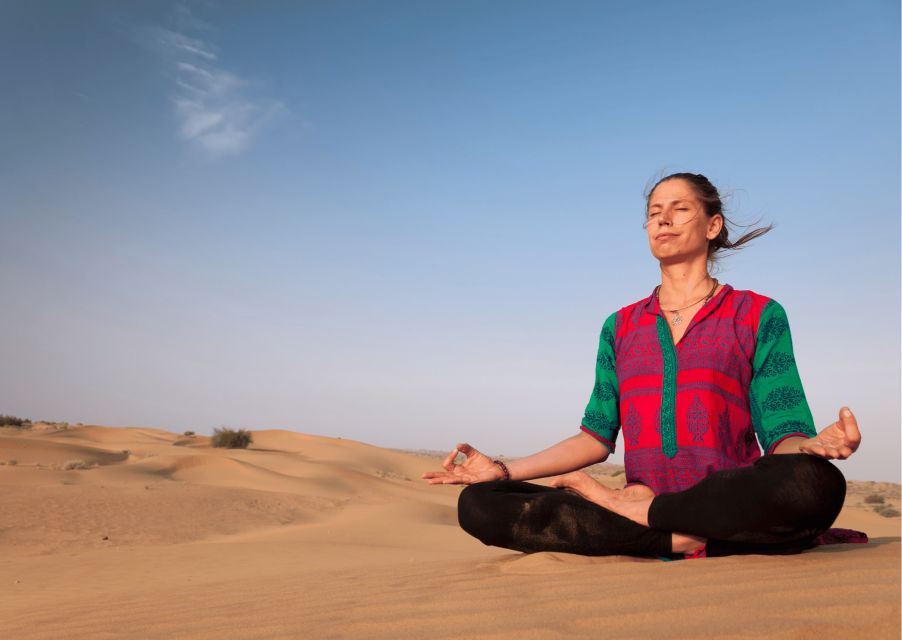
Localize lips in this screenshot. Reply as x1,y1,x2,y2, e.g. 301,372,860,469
656,233,678,240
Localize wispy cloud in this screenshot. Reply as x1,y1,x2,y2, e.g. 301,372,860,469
146,5,286,158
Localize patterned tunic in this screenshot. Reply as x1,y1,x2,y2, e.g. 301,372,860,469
580,284,817,496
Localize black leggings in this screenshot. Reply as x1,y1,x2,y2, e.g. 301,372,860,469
457,454,846,558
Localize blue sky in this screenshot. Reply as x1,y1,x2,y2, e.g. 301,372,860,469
1,0,899,482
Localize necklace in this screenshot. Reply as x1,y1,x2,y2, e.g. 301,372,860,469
655,278,719,326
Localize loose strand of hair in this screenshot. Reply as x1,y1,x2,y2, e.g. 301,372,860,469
717,221,775,252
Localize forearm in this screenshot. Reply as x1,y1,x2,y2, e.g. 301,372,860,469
771,436,806,455
506,432,610,481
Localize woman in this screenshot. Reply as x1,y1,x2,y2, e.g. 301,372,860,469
421,172,862,560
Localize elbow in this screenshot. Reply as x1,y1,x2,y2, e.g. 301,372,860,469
577,429,613,463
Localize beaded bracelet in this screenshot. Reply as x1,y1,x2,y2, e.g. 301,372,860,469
493,459,511,481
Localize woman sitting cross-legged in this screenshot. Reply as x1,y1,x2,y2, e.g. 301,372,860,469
421,172,863,560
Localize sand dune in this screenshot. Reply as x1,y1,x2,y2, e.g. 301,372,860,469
0,424,898,639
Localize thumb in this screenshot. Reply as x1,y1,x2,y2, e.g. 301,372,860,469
839,406,861,441
835,407,851,433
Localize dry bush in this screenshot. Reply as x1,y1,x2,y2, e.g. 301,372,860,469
62,460,93,470
0,415,31,429
874,505,901,518
864,494,885,504
375,469,411,481
183,430,195,436
211,427,253,449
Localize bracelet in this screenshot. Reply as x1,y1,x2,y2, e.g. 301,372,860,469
493,459,511,481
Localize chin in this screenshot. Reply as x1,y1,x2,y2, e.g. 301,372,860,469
654,251,691,265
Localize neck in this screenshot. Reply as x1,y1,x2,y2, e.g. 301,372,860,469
658,256,713,305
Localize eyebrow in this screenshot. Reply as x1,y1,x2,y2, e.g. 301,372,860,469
648,198,692,210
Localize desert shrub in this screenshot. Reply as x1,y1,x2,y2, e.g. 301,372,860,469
7,460,17,466
0,415,30,428
874,505,900,518
211,427,253,449
183,430,195,436
864,494,885,504
62,459,92,470
375,469,411,481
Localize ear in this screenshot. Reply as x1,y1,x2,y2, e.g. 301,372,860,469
707,214,724,240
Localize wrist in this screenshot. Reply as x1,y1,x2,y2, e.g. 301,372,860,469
493,459,511,481
771,435,807,455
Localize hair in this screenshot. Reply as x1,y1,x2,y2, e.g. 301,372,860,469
644,172,774,270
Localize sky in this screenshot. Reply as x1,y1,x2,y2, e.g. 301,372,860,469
1,0,899,482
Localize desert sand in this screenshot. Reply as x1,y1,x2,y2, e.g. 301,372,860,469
1,423,899,639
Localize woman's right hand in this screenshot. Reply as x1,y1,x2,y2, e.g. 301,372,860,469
420,443,505,485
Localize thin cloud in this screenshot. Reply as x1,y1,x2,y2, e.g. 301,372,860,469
161,30,218,61
145,6,286,158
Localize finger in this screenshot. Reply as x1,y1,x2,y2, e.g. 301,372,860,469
833,411,846,434
456,443,479,459
840,407,861,447
826,444,844,459
801,443,828,458
818,422,841,442
441,448,460,471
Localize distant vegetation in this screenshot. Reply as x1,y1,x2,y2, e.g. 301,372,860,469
0,415,31,428
211,427,253,449
62,460,93,470
874,504,900,518
183,430,195,436
864,494,885,504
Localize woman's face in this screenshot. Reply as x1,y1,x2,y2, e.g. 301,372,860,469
645,178,723,264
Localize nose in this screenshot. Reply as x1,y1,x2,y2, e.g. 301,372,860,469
645,212,672,230
654,213,673,228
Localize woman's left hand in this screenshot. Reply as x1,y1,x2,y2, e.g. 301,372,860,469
798,406,861,460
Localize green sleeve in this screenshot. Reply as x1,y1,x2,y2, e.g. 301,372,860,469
580,312,620,454
749,300,817,455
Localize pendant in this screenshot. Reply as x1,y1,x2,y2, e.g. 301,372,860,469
671,313,683,326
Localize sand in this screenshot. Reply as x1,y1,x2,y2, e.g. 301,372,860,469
1,423,899,639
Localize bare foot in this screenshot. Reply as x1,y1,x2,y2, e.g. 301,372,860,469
671,532,707,554
605,491,654,527
551,475,706,554
549,471,620,507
